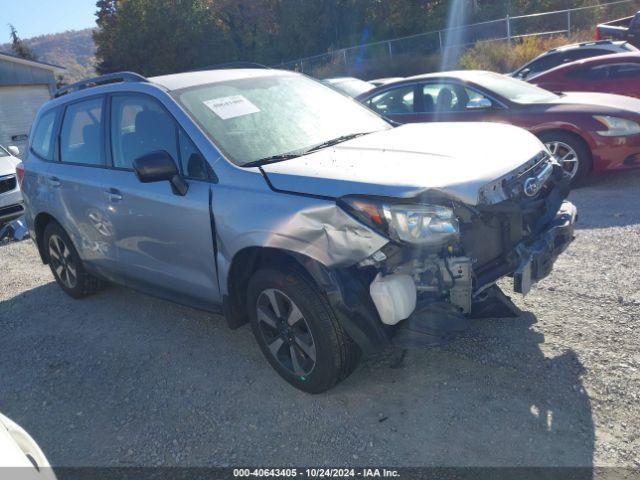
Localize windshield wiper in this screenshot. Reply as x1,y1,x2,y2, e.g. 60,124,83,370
242,132,373,168
302,132,371,154
242,153,302,168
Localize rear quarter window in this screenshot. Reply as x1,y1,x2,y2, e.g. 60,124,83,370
30,108,58,160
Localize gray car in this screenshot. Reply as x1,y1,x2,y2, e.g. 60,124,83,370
20,68,576,393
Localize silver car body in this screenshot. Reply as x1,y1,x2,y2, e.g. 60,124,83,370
21,68,575,352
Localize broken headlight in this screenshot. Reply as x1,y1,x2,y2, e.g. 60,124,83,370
339,196,459,246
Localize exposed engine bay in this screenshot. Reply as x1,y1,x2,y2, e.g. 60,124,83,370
353,152,577,346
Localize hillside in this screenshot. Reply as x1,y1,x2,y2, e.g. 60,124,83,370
2,28,97,84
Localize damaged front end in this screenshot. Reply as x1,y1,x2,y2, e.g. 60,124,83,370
338,151,577,348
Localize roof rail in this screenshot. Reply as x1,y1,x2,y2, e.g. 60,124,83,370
190,61,270,72
54,71,148,98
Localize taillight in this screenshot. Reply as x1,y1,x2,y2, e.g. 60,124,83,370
15,162,25,187
594,28,600,41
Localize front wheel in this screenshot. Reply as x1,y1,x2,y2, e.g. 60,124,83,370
247,268,360,393
43,222,103,298
539,131,592,185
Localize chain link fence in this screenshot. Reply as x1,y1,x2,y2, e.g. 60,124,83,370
276,0,640,77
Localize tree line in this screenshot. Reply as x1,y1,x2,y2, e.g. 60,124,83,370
93,0,617,77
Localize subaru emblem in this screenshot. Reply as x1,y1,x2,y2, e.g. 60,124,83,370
524,177,539,197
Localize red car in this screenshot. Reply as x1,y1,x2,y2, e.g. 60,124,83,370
356,71,640,183
528,52,640,99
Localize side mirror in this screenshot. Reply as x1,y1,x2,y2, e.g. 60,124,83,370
7,146,19,156
466,97,492,110
519,68,531,79
133,150,188,196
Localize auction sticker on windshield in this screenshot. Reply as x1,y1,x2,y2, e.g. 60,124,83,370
204,95,260,119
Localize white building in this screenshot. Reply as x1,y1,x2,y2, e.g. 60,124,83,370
0,52,63,157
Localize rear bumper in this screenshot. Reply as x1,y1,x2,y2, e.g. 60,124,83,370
592,133,640,172
514,200,577,294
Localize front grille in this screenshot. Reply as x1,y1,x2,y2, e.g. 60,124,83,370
478,151,552,204
0,174,17,194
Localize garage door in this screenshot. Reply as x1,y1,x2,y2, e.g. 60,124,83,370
0,85,51,158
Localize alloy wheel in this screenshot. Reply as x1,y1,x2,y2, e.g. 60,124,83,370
256,288,317,377
48,234,77,289
545,141,579,179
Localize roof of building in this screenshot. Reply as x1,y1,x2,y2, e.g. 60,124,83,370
0,51,64,72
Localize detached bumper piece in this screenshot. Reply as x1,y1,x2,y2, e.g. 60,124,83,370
514,200,577,295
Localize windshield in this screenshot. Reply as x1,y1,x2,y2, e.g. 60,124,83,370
176,74,389,166
472,72,560,104
328,78,375,97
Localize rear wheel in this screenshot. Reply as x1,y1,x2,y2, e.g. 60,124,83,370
539,131,592,184
43,222,103,298
247,268,360,393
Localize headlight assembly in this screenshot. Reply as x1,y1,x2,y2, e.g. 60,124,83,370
339,196,459,246
594,115,640,137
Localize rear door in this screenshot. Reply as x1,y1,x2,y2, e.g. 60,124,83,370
46,95,114,278
100,92,219,309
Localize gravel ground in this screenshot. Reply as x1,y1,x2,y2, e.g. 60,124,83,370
0,170,639,469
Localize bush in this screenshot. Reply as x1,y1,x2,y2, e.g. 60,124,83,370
459,29,592,73
312,51,443,80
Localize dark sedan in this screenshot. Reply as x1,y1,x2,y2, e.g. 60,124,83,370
528,52,640,99
356,71,640,183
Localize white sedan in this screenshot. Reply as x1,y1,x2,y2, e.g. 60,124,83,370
0,145,24,226
0,412,56,479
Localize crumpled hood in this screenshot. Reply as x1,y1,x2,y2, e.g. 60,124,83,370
261,122,545,205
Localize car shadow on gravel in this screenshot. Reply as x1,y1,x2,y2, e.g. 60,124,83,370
0,283,595,469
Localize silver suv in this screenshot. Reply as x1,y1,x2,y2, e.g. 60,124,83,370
20,68,577,393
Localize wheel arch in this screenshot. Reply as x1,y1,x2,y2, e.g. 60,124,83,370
222,246,389,354
33,212,60,264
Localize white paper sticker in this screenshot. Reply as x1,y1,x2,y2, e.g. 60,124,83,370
203,95,260,120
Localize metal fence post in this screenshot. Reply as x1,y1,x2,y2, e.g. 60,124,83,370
438,31,443,51
387,41,393,60
506,15,511,45
567,10,572,36
342,49,347,66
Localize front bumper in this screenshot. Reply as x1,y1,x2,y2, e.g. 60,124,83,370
514,200,577,294
591,133,640,172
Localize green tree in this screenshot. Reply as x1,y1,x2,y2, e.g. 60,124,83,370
8,24,37,61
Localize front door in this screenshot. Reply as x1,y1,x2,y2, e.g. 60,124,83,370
101,93,219,310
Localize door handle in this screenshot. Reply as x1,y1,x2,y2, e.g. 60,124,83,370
106,188,123,202
47,176,61,187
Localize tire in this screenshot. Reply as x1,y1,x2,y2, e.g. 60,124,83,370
538,131,592,185
247,267,361,393
43,222,103,299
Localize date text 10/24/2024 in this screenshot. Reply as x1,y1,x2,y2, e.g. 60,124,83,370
233,468,400,478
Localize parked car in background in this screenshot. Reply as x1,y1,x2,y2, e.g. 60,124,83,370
595,11,640,48
370,77,404,87
511,40,638,80
322,76,375,97
0,411,56,478
0,145,24,226
528,52,640,99
357,71,640,183
21,68,576,393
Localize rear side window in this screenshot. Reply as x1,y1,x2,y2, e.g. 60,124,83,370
110,95,178,169
30,109,58,160
60,98,104,166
